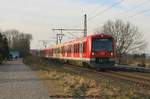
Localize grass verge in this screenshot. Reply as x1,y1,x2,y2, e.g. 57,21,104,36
24,56,150,99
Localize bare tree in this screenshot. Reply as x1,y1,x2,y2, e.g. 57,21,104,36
3,29,19,48
3,29,32,57
13,33,32,56
95,19,147,62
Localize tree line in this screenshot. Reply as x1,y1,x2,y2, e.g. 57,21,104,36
0,29,32,63
3,29,32,57
0,32,9,63
3,30,32,57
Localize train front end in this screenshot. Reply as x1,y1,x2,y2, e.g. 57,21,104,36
90,34,116,69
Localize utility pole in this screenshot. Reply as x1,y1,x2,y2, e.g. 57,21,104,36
52,29,64,45
39,40,55,48
84,14,87,37
52,14,87,44
38,40,47,48
57,29,64,44
52,28,83,44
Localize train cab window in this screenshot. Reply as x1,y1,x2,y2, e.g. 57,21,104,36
92,38,113,52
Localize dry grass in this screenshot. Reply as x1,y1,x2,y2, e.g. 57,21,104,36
24,56,150,99
47,70,102,97
47,70,150,98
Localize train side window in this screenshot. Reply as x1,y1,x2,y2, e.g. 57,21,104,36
69,45,72,53
68,45,70,53
77,44,79,53
74,45,75,53
63,47,65,54
74,44,77,53
57,48,60,54
75,44,77,53
65,46,67,53
68,46,70,53
74,44,79,53
83,42,86,53
61,46,63,54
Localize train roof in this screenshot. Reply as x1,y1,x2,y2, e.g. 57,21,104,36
42,33,113,50
62,33,113,44
90,33,113,38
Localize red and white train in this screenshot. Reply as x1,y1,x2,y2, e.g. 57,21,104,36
40,34,116,69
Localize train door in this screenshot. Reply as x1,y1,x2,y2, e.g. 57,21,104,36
79,43,83,58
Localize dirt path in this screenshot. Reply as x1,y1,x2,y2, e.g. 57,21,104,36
0,59,55,99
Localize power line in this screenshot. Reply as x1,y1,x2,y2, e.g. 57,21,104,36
118,0,150,18
87,1,109,16
66,31,81,39
52,14,87,44
88,0,125,21
124,0,150,13
52,29,84,31
72,1,124,34
52,28,84,44
128,8,150,18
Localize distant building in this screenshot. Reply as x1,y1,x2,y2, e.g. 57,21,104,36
9,50,20,59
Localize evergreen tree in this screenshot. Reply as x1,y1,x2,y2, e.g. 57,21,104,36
3,37,9,59
0,32,9,61
0,33,4,61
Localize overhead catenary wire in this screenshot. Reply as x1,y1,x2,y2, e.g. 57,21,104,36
87,1,110,16
73,0,125,29
66,31,81,39
87,0,150,24
117,0,150,18
88,0,150,27
88,0,125,21
61,0,150,39
72,0,125,34
123,0,150,13
128,8,150,18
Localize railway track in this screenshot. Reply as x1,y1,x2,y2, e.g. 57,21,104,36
61,64,150,89
36,62,150,90
98,72,150,89
131,72,150,78
108,71,150,82
115,65,150,73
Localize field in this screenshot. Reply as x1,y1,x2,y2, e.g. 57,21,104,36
24,56,150,99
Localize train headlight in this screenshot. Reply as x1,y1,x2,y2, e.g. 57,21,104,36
92,52,95,55
110,52,113,56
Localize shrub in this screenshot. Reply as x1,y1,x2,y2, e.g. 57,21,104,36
0,54,3,64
